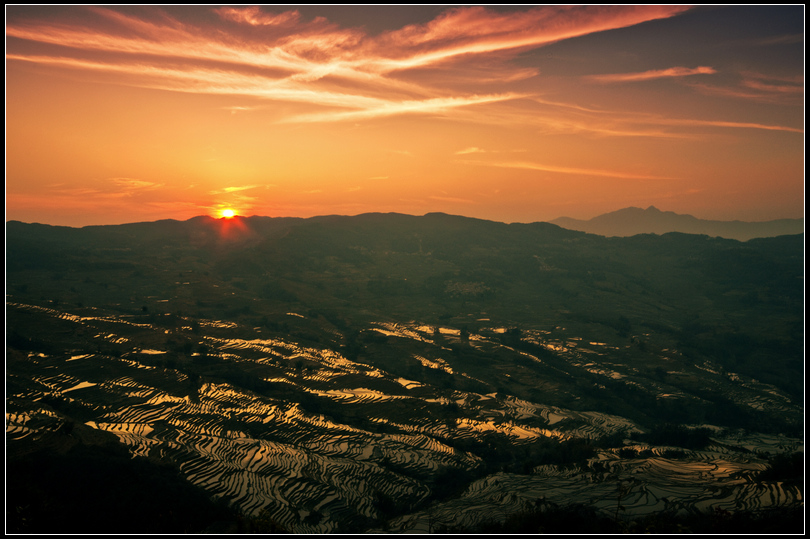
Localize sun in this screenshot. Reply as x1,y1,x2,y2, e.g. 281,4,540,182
219,208,237,219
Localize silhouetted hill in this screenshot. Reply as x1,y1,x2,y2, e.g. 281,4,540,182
550,206,803,241
7,212,803,401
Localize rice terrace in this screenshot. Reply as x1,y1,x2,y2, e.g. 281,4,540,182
6,214,804,533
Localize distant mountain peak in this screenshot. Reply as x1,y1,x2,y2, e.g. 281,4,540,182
549,207,802,241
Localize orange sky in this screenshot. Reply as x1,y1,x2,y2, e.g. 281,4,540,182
5,5,805,226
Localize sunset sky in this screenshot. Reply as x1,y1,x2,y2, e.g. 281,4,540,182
6,5,804,227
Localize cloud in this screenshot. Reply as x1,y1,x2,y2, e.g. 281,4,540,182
109,177,163,190
6,5,692,124
43,178,163,201
754,33,804,47
735,71,804,102
22,8,795,138
279,93,523,123
653,118,802,133
525,96,802,137
742,78,803,94
455,147,486,155
374,5,691,70
587,66,717,83
674,70,803,106
214,7,300,27
223,105,260,114
455,147,528,155
221,185,261,193
25,179,166,211
429,195,476,204
466,160,676,180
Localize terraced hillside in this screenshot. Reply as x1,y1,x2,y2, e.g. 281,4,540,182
6,214,804,532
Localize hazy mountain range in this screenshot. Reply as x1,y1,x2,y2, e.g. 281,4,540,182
550,206,804,241
6,213,804,533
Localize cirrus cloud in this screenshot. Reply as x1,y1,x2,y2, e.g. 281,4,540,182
587,66,717,83
7,5,693,124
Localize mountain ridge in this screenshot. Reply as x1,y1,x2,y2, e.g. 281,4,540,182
9,206,804,243
550,206,804,241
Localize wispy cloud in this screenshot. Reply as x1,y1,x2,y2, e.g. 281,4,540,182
214,6,300,27
688,71,803,105
109,177,163,190
742,78,803,94
754,33,804,47
429,195,476,204
223,105,260,114
524,97,802,137
373,5,691,71
652,118,803,133
209,185,262,195
43,178,163,201
25,179,168,212
455,147,486,155
454,146,529,155
279,93,523,123
466,160,676,180
6,5,692,124
587,66,716,83
16,8,795,138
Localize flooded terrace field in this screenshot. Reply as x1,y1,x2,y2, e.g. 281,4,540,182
6,300,802,533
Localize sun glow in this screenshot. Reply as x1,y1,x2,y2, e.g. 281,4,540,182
219,208,236,218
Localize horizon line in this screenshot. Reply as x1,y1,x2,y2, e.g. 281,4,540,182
6,207,805,230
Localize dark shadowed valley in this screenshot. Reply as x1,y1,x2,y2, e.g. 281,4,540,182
6,213,804,533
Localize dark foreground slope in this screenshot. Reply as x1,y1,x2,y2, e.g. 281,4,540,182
6,213,804,533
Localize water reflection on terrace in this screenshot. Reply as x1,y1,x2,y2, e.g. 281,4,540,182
214,336,380,377
414,355,453,374
200,319,239,329
372,322,433,343
62,381,97,393
312,387,410,404
396,377,422,390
